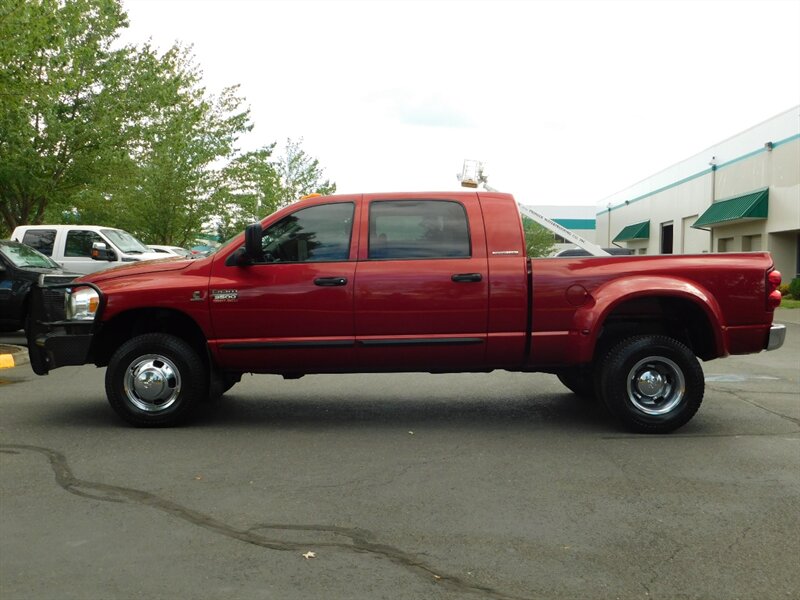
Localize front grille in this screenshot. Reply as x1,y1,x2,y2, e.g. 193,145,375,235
42,288,68,321
39,274,78,322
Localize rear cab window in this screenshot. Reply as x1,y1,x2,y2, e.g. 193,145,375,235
22,230,56,256
368,200,471,260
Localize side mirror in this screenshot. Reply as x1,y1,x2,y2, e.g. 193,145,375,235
91,242,115,261
244,223,264,262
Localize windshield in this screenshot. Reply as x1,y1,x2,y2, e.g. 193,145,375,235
101,229,150,254
0,242,61,269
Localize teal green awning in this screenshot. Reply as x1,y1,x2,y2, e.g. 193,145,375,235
692,188,768,229
613,221,650,243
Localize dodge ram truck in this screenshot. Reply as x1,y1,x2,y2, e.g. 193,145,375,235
26,192,786,432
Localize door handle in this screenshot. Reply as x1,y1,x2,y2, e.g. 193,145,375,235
451,273,483,283
314,277,348,287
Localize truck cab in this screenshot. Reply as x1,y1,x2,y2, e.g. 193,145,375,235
11,224,165,274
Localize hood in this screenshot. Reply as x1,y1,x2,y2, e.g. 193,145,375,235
77,257,194,283
132,251,171,261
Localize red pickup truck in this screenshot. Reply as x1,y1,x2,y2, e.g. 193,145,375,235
27,192,786,433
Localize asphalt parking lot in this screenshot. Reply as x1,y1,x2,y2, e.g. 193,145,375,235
1,312,798,600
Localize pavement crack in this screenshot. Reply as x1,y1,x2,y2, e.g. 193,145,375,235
1,443,532,600
707,386,800,426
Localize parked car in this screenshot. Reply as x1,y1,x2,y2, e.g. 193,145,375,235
11,225,164,274
147,245,192,258
190,244,216,256
0,240,79,333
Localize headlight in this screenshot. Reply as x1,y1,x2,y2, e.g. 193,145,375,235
65,287,100,320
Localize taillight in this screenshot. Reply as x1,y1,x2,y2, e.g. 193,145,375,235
767,269,782,310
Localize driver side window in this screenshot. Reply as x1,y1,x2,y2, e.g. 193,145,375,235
259,202,354,263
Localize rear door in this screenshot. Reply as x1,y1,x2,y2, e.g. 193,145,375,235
354,194,489,370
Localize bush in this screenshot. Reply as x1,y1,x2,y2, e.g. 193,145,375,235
789,278,800,301
778,283,790,296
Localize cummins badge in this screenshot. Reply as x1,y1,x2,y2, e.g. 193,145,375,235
211,289,239,302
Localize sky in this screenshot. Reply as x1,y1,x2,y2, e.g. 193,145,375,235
119,0,800,208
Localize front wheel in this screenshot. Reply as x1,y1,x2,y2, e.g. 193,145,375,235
599,335,704,434
105,333,208,427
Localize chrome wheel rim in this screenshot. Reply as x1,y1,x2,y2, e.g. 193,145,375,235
123,354,181,413
625,356,685,416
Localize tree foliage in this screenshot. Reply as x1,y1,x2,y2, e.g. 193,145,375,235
522,217,556,257
0,0,137,233
273,138,336,208
110,48,252,246
0,0,336,244
213,144,280,242
212,138,337,242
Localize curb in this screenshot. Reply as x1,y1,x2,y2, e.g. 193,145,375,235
0,345,29,369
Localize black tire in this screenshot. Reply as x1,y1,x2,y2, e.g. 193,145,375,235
599,335,704,434
105,333,208,427
557,367,597,400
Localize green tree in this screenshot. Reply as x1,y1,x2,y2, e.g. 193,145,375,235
212,144,280,242
212,139,337,242
0,1,337,244
112,47,252,246
273,138,336,208
522,217,556,257
0,0,165,234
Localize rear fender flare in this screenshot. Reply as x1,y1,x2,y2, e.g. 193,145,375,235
571,275,725,363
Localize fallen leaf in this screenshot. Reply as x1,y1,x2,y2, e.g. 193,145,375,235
302,551,316,559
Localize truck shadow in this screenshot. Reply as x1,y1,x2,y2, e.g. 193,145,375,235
38,392,618,433
193,392,617,433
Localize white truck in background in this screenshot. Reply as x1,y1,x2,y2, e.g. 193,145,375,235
11,225,166,274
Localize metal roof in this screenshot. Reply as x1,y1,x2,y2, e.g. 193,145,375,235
692,188,769,229
612,220,650,243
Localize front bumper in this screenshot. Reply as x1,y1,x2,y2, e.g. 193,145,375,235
766,323,786,351
27,279,102,375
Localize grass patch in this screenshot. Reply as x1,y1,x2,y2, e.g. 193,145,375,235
780,297,800,309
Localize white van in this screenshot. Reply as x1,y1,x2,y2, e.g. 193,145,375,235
11,225,166,274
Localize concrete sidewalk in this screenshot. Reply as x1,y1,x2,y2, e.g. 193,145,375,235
775,307,800,325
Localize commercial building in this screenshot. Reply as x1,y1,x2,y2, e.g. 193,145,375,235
594,107,800,278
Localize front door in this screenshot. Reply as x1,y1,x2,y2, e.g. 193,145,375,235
209,200,358,373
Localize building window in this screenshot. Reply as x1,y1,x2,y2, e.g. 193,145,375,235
638,248,648,255
660,222,674,254
717,237,734,252
742,234,762,251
